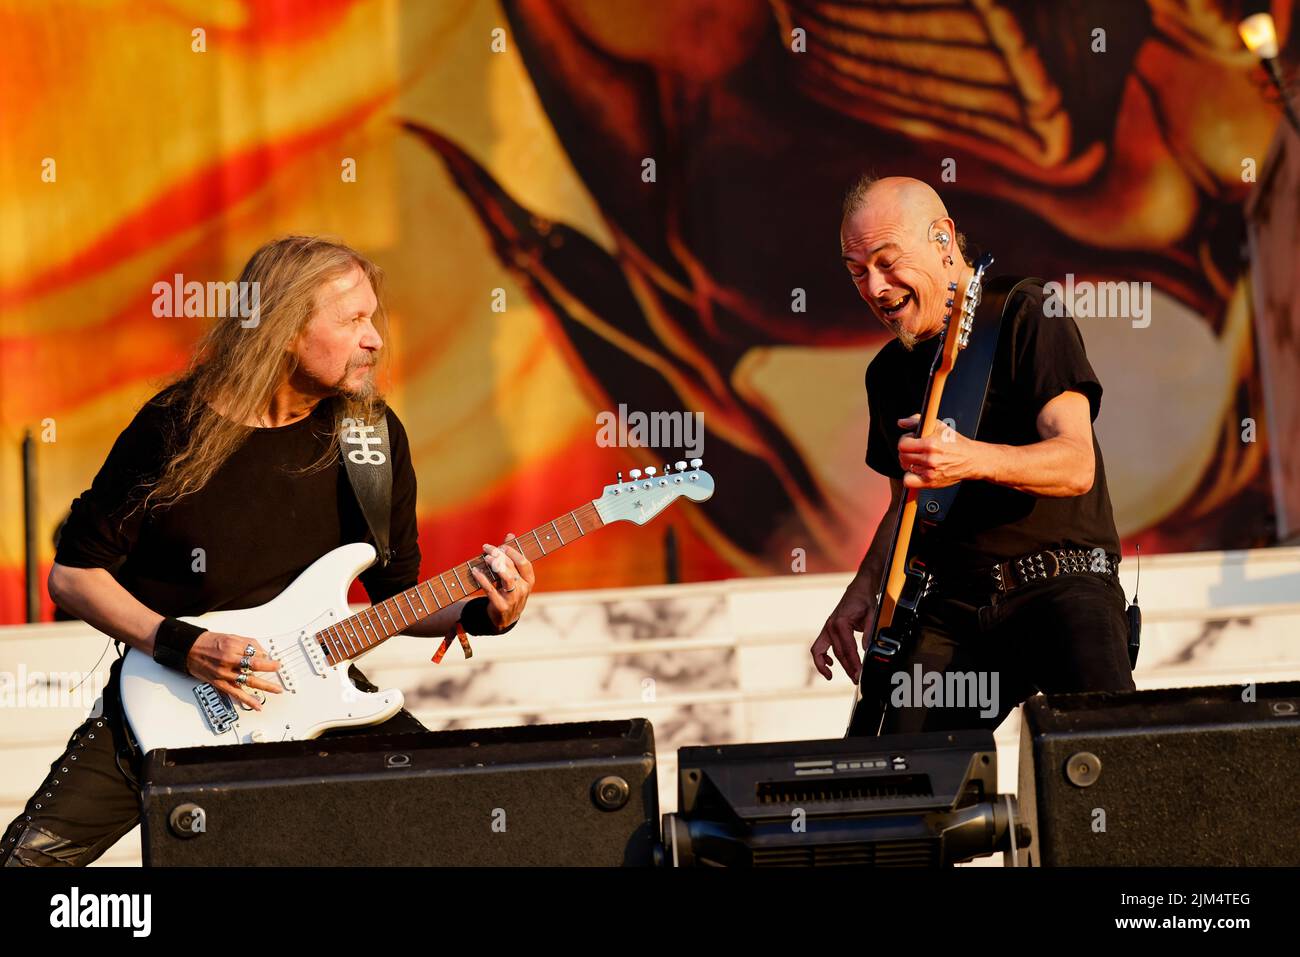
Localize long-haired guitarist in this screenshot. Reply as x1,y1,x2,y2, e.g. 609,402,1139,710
811,175,1136,736
2,237,534,867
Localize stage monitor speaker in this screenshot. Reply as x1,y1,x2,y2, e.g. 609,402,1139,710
141,718,659,866
665,729,1020,867
1017,681,1300,865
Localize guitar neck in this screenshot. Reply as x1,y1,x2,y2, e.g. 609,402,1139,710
319,501,606,664
876,261,990,628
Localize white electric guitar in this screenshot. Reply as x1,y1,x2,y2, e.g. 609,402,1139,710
120,460,714,752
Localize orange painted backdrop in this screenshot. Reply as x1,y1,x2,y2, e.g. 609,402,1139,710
0,0,1290,623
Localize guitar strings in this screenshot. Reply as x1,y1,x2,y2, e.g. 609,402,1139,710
238,532,546,677
222,502,601,687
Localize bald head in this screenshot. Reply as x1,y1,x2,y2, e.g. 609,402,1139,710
839,174,972,349
842,176,950,235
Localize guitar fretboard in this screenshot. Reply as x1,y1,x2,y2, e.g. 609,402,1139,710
316,501,605,664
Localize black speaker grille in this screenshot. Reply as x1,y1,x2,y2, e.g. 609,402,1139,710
1020,684,1300,866
754,839,938,867
756,773,932,805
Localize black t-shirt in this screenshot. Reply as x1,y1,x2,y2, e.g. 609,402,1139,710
54,380,421,617
865,278,1121,574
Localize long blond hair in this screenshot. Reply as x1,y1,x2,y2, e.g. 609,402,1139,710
139,236,390,514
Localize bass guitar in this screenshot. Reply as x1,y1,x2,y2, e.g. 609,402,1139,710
846,255,996,737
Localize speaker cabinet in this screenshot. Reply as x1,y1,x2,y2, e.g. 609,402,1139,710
1016,682,1300,865
142,718,659,866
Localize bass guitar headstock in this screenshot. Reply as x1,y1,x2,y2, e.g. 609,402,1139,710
937,251,994,373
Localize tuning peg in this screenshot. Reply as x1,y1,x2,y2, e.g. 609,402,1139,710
675,460,687,471
645,466,657,476
629,469,642,480
616,471,623,483
689,458,702,469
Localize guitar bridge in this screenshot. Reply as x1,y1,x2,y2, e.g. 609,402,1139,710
193,683,239,735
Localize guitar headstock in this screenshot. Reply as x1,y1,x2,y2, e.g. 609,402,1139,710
593,458,715,526
957,252,994,349
937,251,994,372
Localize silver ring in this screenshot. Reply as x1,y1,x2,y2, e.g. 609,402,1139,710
240,655,252,670
243,644,255,658
236,674,249,686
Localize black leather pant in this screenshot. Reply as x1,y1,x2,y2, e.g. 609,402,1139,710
877,570,1137,735
1,653,428,867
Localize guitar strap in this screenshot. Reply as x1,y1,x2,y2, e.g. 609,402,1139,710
334,397,394,567
916,275,1038,525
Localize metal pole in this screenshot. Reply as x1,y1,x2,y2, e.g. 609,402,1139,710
22,429,39,622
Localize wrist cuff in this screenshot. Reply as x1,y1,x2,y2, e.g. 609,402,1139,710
459,596,517,637
153,617,208,675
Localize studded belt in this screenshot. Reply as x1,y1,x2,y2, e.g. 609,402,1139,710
985,548,1120,596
